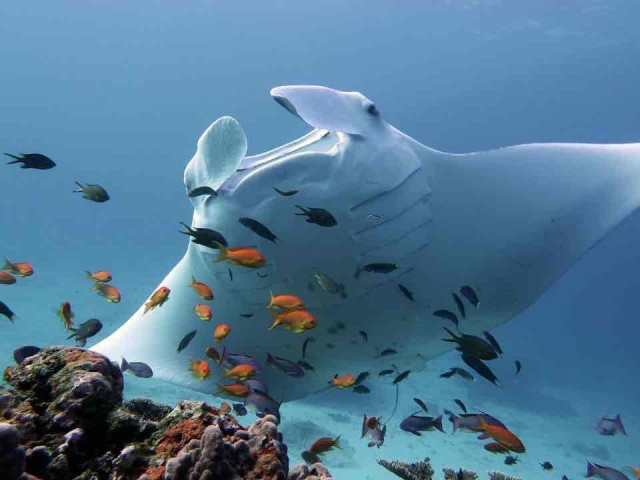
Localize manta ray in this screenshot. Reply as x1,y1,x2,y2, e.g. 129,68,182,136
93,85,640,401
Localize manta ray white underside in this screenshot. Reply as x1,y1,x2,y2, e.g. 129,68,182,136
93,85,640,402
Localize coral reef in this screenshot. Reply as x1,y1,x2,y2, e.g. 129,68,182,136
443,468,479,479
0,346,323,480
377,458,435,480
487,473,521,480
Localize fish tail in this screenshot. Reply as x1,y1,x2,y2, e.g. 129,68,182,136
4,153,21,164
90,282,100,291
73,181,84,192
212,242,229,262
219,347,228,366
615,414,627,435
85,270,94,279
3,259,12,270
294,205,308,215
121,357,129,371
266,352,274,367
433,415,444,433
267,290,275,309
143,301,152,315
586,461,596,477
443,327,459,340
334,436,341,449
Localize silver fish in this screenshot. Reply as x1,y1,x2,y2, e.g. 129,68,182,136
311,269,347,298
73,181,110,203
121,358,153,378
595,415,627,436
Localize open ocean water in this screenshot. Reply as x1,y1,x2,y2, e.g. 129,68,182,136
1,1,639,479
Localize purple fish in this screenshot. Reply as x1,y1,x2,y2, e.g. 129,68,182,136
13,345,41,364
361,414,386,448
266,353,305,377
586,462,630,480
220,348,261,373
595,414,627,436
245,379,269,395
400,415,444,436
450,412,506,433
244,390,280,422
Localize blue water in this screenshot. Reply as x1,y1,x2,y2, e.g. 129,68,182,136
2,1,639,478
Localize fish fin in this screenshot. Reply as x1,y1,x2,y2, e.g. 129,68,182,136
212,241,229,262
433,415,444,433
4,153,22,164
586,462,596,477
267,310,281,330
3,258,12,270
73,181,84,192
121,357,129,371
615,414,627,435
334,436,341,449
443,327,459,339
267,289,274,309
294,205,309,214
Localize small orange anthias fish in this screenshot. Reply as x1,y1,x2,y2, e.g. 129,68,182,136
57,301,74,330
217,383,250,397
188,277,214,300
213,241,266,269
143,286,170,314
268,309,317,333
3,259,33,277
205,346,221,363
0,271,16,284
331,373,357,389
86,270,112,283
478,418,525,453
224,364,256,381
189,359,211,380
92,283,122,303
309,436,341,455
267,291,305,311
194,303,212,321
214,323,231,343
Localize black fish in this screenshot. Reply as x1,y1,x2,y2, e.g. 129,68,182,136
413,398,428,413
540,461,553,470
67,319,102,347
179,222,228,249
228,268,233,282
454,399,467,413
359,331,368,342
379,369,394,377
5,152,55,170
380,348,397,357
353,385,371,394
398,284,414,302
355,371,370,385
442,328,498,361
188,186,217,198
461,354,500,386
177,330,197,353
297,360,315,371
13,346,40,364
514,360,522,375
0,300,17,322
561,476,568,480
257,272,268,278
433,310,459,329
358,263,398,276
232,403,247,416
295,205,337,227
266,353,305,377
240,313,253,318
273,187,298,197
504,455,519,465
452,293,466,319
121,358,153,378
301,450,322,465
483,331,503,355
440,367,474,381
73,182,110,203
393,370,411,385
460,286,479,308
302,337,314,360
238,217,278,243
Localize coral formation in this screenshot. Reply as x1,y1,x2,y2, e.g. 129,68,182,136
443,468,479,479
377,458,435,480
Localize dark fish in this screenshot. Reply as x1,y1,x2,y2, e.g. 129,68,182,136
450,412,507,432
433,310,459,329
121,358,153,378
274,187,298,197
353,385,371,394
413,398,428,413
5,152,55,169
245,379,269,394
297,360,315,371
460,285,479,308
301,450,321,465
240,313,254,318
188,186,217,198
232,403,247,416
586,462,630,480
177,330,197,353
244,390,281,421
504,455,519,465
266,353,305,377
355,371,370,385
541,461,553,470
379,369,394,377
0,300,17,322
442,328,498,360
595,414,627,436
228,268,233,282
336,321,346,330
302,337,314,360
67,319,102,346
220,348,260,372
359,331,368,342
179,222,228,249
393,370,411,385
400,414,444,436
73,182,110,203
561,476,568,480
454,399,467,413
238,217,278,243
13,346,40,364
461,354,500,386
295,205,337,227
452,292,466,319
483,331,503,355
440,367,474,381
361,263,398,274
380,348,397,357
257,272,268,278
398,284,414,302
515,360,522,374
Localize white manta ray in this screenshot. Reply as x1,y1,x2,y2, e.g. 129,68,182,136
93,85,640,401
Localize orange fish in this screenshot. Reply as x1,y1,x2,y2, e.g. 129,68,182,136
220,402,232,414
194,303,212,321
331,373,357,389
478,418,525,453
57,301,74,330
224,364,256,381
144,286,170,313
214,323,231,343
213,241,266,269
217,383,250,398
92,283,121,303
267,290,305,311
630,467,639,480
309,436,341,455
86,270,112,283
484,442,510,454
0,271,16,285
188,277,214,300
268,309,317,333
205,346,221,363
189,359,211,380
3,259,33,277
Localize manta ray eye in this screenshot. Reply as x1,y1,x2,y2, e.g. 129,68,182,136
366,103,379,116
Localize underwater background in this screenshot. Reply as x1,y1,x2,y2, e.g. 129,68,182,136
1,1,639,478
